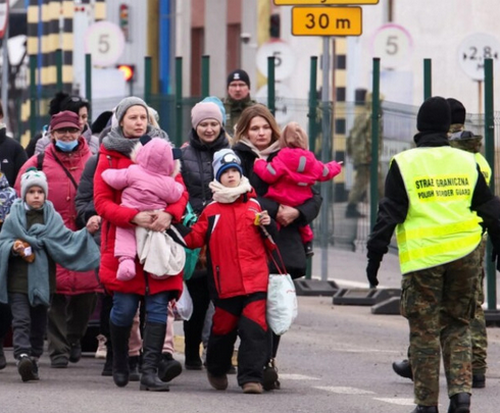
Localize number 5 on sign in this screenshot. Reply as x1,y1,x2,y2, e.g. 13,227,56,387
85,21,125,67
292,7,362,36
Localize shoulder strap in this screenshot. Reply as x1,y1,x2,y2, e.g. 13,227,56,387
37,152,44,171
52,154,79,190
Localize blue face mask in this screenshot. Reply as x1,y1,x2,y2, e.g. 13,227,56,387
55,140,78,152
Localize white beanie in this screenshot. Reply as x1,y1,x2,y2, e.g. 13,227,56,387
21,168,48,200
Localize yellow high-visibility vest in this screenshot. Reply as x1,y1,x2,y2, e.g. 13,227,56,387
394,146,482,274
475,152,492,185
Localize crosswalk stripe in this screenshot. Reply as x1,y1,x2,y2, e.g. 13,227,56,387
374,397,415,406
314,386,375,395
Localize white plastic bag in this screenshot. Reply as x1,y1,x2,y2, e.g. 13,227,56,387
174,282,193,321
266,273,298,335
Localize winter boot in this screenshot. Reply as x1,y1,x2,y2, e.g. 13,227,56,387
102,341,113,377
0,341,6,370
139,322,170,391
158,352,182,382
129,355,141,381
345,203,365,218
447,392,470,413
392,359,413,380
109,321,132,387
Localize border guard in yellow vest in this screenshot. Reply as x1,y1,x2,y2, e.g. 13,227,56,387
366,96,500,413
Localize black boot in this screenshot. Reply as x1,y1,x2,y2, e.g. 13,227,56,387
447,392,470,413
392,359,413,380
345,203,365,218
129,355,141,382
472,373,485,388
140,322,170,391
158,352,182,382
102,341,113,377
411,406,438,413
0,341,6,370
109,321,132,387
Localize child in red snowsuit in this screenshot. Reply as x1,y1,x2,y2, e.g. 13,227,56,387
253,121,342,256
182,148,275,395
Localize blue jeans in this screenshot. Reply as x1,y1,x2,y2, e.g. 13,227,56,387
110,292,171,327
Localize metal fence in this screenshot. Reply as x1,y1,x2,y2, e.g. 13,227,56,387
16,92,500,252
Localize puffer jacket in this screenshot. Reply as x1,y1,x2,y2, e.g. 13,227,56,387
233,142,323,279
14,137,99,295
180,129,229,215
0,127,28,186
94,145,187,297
183,190,272,300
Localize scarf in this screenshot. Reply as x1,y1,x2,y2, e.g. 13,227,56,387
238,138,280,160
103,125,171,156
0,199,101,306
209,176,252,204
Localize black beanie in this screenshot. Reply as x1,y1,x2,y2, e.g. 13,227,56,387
227,69,250,88
446,98,466,125
417,97,451,133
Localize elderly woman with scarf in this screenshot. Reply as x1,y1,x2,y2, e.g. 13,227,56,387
232,104,323,391
94,97,187,392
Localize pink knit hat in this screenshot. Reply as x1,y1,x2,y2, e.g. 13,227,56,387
191,102,223,129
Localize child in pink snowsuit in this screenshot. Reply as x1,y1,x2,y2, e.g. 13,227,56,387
101,136,184,280
253,121,342,256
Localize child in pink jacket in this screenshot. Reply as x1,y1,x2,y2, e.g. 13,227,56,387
253,121,342,256
101,136,184,280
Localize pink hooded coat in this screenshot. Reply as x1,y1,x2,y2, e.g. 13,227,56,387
101,138,183,259
253,147,342,207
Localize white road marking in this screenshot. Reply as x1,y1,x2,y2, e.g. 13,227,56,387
314,386,375,395
279,373,320,381
374,398,415,406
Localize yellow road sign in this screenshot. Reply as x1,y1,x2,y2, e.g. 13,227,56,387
275,0,377,5
292,7,362,36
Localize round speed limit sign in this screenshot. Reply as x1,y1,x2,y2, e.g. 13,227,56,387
85,21,125,67
371,23,413,70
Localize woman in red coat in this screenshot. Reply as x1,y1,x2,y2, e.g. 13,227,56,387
15,111,98,369
94,97,187,391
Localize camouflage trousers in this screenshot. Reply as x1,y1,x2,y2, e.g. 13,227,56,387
400,245,481,406
347,164,384,205
471,238,487,375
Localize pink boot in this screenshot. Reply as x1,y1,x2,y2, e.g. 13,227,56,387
117,257,136,281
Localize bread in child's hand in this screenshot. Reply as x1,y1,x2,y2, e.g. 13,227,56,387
13,240,35,263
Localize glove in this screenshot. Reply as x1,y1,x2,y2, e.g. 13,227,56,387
366,259,380,288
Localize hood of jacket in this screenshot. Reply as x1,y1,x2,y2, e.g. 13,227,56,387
131,137,180,177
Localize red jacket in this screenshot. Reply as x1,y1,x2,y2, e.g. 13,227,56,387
184,191,274,299
253,147,341,207
94,145,187,297
15,138,99,295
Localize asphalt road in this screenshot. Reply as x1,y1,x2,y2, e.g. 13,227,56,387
1,293,500,413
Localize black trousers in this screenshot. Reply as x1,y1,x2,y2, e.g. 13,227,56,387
206,292,268,386
183,273,211,363
9,293,48,359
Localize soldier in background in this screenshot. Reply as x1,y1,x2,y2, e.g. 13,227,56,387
345,89,384,218
223,69,256,136
392,98,490,389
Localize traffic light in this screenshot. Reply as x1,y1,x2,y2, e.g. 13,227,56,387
117,64,135,82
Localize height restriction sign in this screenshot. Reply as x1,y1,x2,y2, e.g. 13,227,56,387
292,7,362,36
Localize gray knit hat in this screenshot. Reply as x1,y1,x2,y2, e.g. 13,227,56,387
21,167,48,200
115,97,149,124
